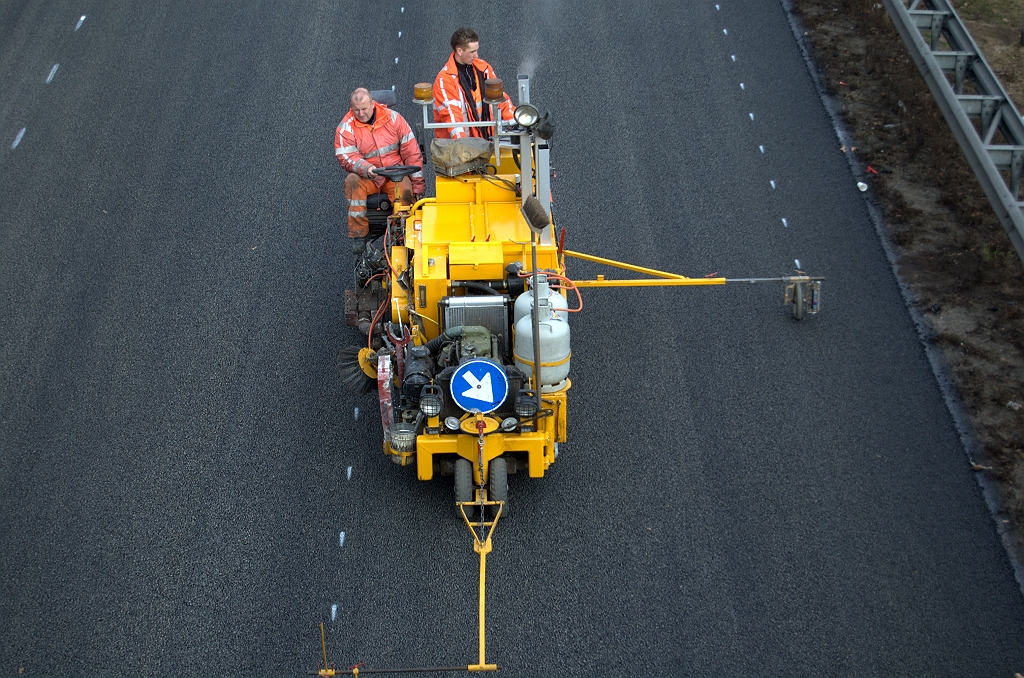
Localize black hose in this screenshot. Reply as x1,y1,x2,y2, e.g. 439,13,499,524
425,326,465,354
451,281,501,296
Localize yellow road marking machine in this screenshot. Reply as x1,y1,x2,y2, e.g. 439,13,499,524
325,75,822,674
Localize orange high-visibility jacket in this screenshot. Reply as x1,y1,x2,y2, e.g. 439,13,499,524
432,53,514,140
335,100,425,194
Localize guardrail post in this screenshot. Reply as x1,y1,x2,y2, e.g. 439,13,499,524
882,0,1024,264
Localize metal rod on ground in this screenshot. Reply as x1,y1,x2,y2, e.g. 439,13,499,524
314,666,481,674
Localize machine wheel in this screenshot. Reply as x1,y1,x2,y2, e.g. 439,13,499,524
488,457,509,519
792,282,806,321
454,458,475,520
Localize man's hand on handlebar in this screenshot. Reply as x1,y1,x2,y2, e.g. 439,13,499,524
366,166,377,178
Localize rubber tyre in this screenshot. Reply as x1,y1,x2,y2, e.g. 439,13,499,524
793,283,806,321
488,457,509,519
454,458,475,520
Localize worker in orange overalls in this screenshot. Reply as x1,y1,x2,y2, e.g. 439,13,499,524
432,28,514,140
335,88,425,244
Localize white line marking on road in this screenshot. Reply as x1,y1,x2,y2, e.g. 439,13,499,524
11,128,25,149
770,180,776,189
339,531,346,547
395,57,399,64
723,28,728,35
401,6,405,12
46,64,59,83
398,31,402,37
331,604,338,621
731,55,736,61
716,3,721,8
391,85,395,91
782,218,788,227
749,112,754,120
740,82,745,90
795,259,801,268
75,15,86,30
347,466,353,480
759,145,765,153
354,407,360,421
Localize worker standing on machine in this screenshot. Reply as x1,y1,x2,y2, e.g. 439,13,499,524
335,87,425,246
432,28,514,140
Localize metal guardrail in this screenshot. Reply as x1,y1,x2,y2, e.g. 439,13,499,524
882,0,1024,263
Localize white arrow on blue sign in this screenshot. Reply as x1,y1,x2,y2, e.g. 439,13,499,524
450,359,509,414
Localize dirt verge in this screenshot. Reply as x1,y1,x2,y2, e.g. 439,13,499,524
789,0,1024,562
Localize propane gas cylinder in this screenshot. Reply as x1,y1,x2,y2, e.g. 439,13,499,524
514,275,568,324
513,292,571,393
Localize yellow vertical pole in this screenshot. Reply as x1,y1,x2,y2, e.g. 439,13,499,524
469,536,498,671
477,549,488,666
320,622,328,668
318,622,337,676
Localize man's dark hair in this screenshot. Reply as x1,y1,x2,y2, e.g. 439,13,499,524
451,27,479,51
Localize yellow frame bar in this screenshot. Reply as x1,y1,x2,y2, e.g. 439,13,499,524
561,249,726,287
562,249,689,279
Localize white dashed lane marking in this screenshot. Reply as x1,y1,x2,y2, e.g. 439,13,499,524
46,64,59,83
11,128,25,149
339,531,346,547
346,466,352,480
75,15,86,31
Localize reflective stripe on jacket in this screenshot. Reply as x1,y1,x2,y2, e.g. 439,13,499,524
334,100,425,193
432,53,514,140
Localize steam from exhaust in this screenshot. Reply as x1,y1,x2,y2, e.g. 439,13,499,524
518,53,539,79
518,0,561,79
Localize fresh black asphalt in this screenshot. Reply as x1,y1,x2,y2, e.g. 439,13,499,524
1,1,1022,676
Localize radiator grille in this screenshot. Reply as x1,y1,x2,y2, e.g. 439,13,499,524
440,296,511,357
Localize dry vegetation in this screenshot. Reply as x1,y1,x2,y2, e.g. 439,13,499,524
790,0,1024,554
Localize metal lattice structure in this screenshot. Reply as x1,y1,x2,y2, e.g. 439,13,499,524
882,0,1024,263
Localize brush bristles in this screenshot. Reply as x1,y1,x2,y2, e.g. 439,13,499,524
521,195,549,233
338,346,376,395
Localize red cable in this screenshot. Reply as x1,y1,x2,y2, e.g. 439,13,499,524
515,270,583,313
367,292,390,349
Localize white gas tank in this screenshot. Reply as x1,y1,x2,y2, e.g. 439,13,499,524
514,275,568,324
513,294,571,393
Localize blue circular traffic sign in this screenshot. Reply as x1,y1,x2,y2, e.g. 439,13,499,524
450,359,509,414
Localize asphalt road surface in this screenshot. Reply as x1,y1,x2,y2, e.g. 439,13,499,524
2,1,1023,676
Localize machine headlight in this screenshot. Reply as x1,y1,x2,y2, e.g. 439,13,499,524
444,416,462,431
390,423,417,452
419,385,443,417
500,417,519,431
514,104,539,128
514,389,538,418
